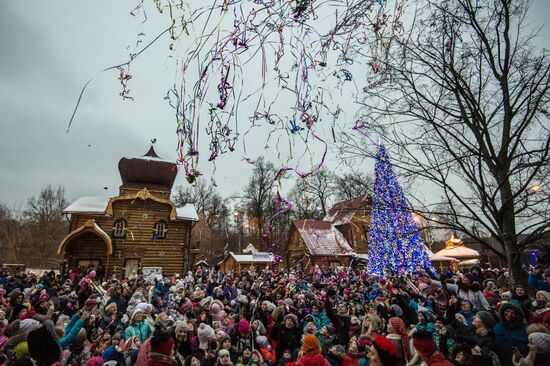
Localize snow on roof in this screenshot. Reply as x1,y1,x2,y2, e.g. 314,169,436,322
294,220,354,256
123,155,175,164
64,196,110,214
434,245,480,259
229,252,275,263
176,204,199,221
64,196,198,222
425,245,458,262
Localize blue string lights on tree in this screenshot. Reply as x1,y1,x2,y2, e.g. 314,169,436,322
368,144,433,277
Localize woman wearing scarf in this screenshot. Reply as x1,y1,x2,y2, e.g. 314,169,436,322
386,318,411,366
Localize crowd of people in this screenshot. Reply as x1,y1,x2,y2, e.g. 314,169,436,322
0,263,549,366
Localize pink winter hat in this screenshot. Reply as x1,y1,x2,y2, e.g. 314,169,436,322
211,300,226,322
238,319,250,334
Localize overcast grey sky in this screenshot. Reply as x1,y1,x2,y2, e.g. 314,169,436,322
1,1,549,210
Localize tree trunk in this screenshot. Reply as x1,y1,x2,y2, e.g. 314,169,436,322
504,238,527,287
500,176,527,287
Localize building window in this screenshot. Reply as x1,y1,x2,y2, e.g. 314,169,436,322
153,220,167,240
112,219,127,239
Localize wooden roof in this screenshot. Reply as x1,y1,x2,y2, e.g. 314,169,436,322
118,147,178,191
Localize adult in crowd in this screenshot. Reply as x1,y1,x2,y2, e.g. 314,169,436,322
0,262,548,366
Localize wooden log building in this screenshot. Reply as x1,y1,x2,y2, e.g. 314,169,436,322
57,147,199,277
284,195,371,271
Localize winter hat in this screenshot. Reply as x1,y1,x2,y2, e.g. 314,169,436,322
131,308,144,321
256,335,269,347
284,313,298,326
390,304,403,317
482,278,497,289
389,317,411,360
302,334,321,355
476,311,496,329
197,323,215,350
211,300,226,322
412,330,437,359
125,336,140,350
238,319,250,334
135,302,153,312
501,291,513,300
333,344,346,355
199,296,213,307
174,320,188,332
28,320,61,365
104,302,117,313
262,301,276,312
373,336,397,366
529,332,550,354
219,333,232,347
87,356,104,366
150,331,175,355
38,291,49,304
19,318,40,335
358,336,370,352
85,297,101,307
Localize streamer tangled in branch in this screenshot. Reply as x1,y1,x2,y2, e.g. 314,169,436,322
150,0,404,258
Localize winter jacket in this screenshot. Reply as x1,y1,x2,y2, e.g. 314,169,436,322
341,353,365,366
528,274,550,292
297,353,329,366
424,352,454,366
387,334,406,366
493,303,528,366
312,311,330,330
125,321,152,343
432,280,490,311
272,324,301,361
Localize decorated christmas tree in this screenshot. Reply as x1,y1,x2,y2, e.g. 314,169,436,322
368,144,433,277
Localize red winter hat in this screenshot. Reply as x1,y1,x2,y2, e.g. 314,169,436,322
412,331,437,359
85,298,100,307
150,334,175,355
373,336,397,366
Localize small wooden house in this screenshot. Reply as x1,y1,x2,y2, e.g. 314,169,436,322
285,220,354,271
57,147,199,277
217,251,275,274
